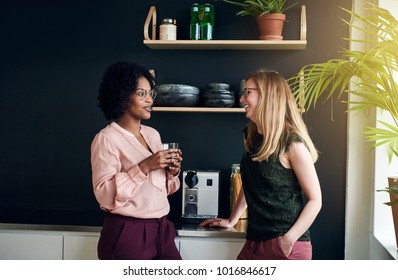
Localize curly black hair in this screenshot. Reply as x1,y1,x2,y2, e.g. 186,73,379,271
97,61,155,120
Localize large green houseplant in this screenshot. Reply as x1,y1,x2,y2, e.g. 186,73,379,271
289,5,398,203
288,5,398,246
220,0,297,40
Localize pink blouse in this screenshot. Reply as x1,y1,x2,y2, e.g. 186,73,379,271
90,122,180,219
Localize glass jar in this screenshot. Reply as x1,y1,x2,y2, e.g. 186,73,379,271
230,164,248,220
159,18,177,40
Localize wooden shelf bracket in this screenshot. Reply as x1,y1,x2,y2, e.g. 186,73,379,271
300,5,307,41
144,6,157,40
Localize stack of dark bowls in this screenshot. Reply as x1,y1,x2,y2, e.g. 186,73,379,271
155,84,200,107
201,83,235,107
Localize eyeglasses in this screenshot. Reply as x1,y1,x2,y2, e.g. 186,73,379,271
242,87,259,98
135,88,157,100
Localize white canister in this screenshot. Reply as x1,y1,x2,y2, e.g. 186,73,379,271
159,18,177,40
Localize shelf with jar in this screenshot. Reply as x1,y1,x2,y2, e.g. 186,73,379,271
143,5,307,50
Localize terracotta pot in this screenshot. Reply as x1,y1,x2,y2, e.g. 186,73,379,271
388,176,398,249
256,13,286,40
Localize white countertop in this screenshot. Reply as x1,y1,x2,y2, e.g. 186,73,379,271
0,221,247,239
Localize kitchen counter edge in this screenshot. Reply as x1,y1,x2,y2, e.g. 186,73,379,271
0,223,246,239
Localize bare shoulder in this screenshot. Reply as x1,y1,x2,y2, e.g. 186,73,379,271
280,143,308,167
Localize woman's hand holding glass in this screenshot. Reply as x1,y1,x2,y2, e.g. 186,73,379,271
162,143,182,176
138,144,182,175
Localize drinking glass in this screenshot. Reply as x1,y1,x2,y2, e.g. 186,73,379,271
162,143,179,158
162,142,179,150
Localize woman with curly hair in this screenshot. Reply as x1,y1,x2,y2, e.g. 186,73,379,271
90,61,182,260
201,69,322,260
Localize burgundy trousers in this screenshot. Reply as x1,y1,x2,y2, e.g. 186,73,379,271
97,213,181,260
237,237,312,260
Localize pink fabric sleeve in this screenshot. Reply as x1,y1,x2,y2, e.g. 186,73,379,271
166,170,181,195
91,133,147,211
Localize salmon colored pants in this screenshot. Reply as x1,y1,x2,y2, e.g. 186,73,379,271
97,213,181,260
237,237,312,260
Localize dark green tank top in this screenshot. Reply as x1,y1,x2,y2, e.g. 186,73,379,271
240,130,310,242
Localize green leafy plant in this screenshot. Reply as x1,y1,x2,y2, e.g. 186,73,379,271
221,0,297,16
288,5,398,205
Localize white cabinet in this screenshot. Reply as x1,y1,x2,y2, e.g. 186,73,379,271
179,237,245,260
0,225,245,260
63,235,181,260
0,231,63,260
63,234,100,260
174,237,180,251
0,225,100,260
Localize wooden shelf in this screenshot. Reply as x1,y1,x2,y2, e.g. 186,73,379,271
143,5,307,50
153,107,245,113
143,39,307,50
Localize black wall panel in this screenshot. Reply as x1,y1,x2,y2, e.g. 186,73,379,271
0,0,350,259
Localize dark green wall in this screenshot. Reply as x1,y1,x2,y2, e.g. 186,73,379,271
0,0,350,259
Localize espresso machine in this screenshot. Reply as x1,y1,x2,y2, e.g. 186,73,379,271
181,170,220,223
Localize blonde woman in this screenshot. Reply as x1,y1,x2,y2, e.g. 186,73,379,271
200,69,322,260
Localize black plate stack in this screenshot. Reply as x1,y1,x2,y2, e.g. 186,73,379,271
201,83,235,107
155,84,200,107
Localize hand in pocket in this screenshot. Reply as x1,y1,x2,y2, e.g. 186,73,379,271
278,236,294,257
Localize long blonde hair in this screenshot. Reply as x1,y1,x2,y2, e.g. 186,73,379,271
244,69,318,162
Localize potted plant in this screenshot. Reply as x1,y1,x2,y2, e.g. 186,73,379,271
220,0,297,40
288,5,398,247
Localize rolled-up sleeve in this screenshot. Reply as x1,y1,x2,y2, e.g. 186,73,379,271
166,170,180,195
91,133,147,211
